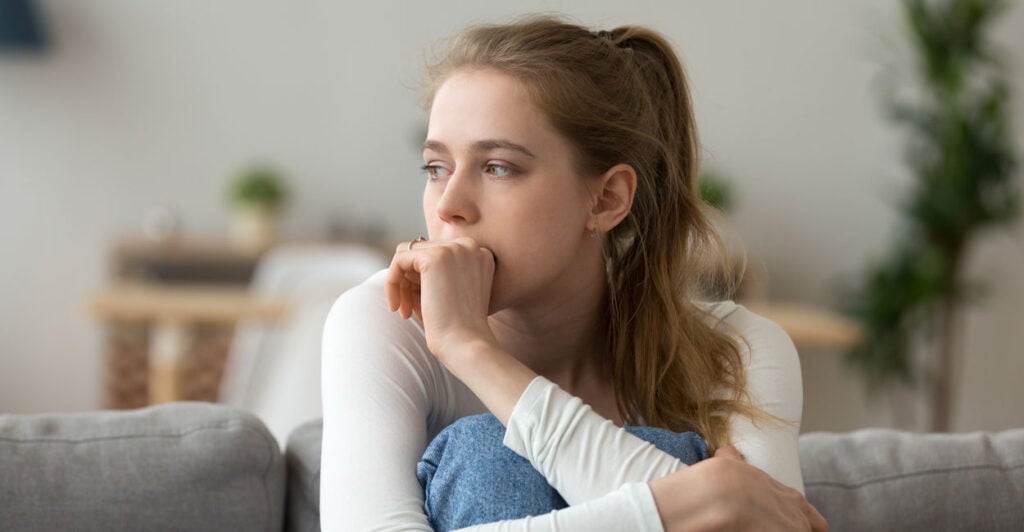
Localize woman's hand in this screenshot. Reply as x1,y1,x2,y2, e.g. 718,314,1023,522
650,445,828,532
386,237,536,424
386,237,499,363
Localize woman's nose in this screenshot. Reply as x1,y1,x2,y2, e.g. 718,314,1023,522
434,170,479,225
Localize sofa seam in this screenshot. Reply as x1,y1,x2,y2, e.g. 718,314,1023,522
291,474,320,515
288,456,319,515
805,462,1024,489
0,420,248,444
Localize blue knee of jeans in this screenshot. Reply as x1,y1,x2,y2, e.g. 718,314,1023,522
417,414,710,531
624,426,709,463
417,414,567,531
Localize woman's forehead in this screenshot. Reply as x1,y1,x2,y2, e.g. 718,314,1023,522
428,69,559,151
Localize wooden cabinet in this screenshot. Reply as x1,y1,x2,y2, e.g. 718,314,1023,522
91,237,291,407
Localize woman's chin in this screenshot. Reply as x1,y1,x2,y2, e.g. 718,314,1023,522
487,289,508,316
486,278,517,316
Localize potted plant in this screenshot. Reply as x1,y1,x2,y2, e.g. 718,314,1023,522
227,163,289,250
842,0,1018,431
699,169,734,214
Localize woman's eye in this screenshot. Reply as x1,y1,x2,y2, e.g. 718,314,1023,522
484,164,513,178
420,165,450,181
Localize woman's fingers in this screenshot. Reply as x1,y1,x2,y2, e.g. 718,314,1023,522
782,484,828,532
400,278,412,319
386,263,407,313
653,455,828,532
713,444,744,461
385,239,430,313
385,265,400,311
807,499,829,531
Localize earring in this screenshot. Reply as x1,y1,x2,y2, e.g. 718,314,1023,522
588,225,599,238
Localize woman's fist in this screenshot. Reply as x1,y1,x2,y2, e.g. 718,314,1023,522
386,237,498,362
650,448,828,532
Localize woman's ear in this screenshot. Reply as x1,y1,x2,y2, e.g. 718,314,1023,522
590,163,637,232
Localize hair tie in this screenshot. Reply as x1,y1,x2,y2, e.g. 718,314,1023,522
593,29,631,50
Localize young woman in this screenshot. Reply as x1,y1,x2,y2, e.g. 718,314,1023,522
321,15,827,531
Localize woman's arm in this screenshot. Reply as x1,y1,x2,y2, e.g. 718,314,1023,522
487,308,826,531
321,273,669,532
407,303,821,531
381,240,819,529
502,375,687,503
321,277,438,531
455,482,663,531
724,307,805,492
447,362,821,532
494,306,805,504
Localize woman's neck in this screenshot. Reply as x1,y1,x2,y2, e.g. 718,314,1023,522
486,259,611,398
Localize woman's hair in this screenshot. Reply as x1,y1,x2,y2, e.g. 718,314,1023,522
422,15,772,450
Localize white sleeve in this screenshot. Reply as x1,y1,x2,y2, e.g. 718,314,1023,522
726,310,805,493
503,376,689,505
455,482,663,532
502,305,806,506
320,279,437,531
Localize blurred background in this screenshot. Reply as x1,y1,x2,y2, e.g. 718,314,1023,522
1,0,1021,440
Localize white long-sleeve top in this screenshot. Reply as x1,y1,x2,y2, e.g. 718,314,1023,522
321,269,804,531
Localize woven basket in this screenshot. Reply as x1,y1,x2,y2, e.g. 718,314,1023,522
104,322,234,408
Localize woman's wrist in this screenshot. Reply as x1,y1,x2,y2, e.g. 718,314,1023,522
650,471,693,531
649,466,726,532
433,332,496,368
442,339,537,425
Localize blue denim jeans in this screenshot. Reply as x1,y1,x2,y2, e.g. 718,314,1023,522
417,413,708,531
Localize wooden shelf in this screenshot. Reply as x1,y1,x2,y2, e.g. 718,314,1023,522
88,282,289,324
743,300,864,351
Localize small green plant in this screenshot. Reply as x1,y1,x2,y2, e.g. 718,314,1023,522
699,169,734,213
228,164,289,211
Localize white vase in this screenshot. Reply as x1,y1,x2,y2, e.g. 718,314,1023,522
230,205,278,251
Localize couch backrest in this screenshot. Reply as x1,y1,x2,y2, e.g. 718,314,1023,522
800,428,1024,531
6,404,1022,532
0,402,285,532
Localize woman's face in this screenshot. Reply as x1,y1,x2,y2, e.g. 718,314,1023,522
422,68,599,313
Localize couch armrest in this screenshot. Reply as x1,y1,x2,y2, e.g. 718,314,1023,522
0,402,285,532
800,428,1024,531
284,419,322,532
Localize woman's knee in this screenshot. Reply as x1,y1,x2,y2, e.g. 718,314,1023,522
624,426,709,464
417,414,567,529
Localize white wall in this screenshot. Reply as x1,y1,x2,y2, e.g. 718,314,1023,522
1,1,1022,432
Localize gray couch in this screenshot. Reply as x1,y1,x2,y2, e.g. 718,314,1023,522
2,402,1022,531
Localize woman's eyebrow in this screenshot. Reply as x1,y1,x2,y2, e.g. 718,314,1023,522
472,139,538,159
421,139,538,159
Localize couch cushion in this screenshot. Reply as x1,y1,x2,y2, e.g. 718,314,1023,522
0,402,285,532
800,428,1024,531
284,419,322,532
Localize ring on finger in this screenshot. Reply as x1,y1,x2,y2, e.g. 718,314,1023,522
406,236,427,251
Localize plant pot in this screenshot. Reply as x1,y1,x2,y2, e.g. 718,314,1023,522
230,204,278,251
